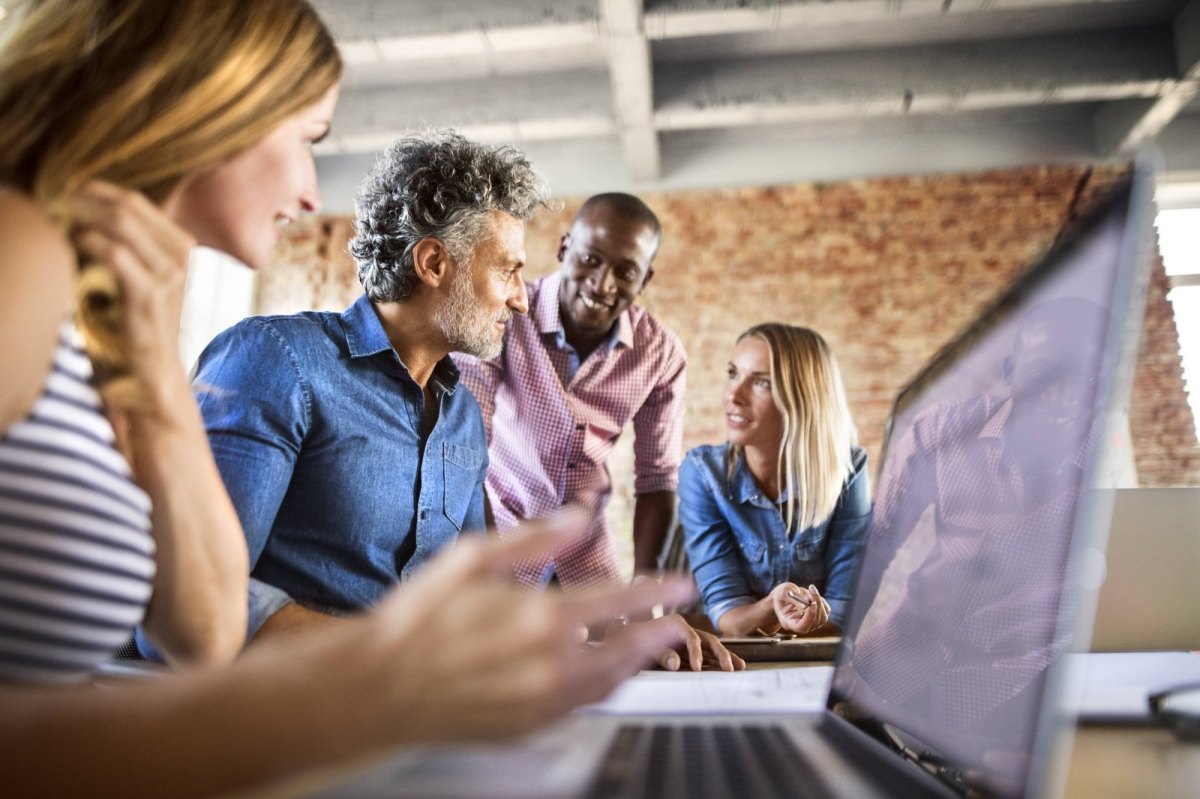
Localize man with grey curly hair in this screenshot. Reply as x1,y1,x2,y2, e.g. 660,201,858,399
186,130,550,640
353,129,550,358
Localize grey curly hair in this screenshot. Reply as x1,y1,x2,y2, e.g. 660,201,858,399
351,130,552,302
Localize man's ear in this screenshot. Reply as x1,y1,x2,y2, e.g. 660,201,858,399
556,233,569,263
412,237,452,288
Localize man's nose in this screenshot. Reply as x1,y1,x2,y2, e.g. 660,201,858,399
589,264,616,295
509,279,529,314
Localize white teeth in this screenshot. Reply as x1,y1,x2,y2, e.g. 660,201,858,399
579,295,608,311
728,414,748,423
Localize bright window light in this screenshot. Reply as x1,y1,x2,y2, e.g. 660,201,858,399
1154,208,1200,439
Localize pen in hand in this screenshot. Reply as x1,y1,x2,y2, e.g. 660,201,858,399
786,589,814,610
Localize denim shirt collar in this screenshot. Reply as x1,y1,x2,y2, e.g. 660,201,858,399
535,272,634,355
727,448,791,507
340,294,460,395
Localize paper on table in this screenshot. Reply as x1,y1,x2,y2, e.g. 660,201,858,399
1067,651,1200,722
582,666,834,716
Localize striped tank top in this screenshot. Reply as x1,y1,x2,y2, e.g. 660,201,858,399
0,322,155,683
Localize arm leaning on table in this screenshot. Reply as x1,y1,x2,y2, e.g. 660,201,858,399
814,447,871,628
629,338,686,572
677,453,772,637
191,320,327,637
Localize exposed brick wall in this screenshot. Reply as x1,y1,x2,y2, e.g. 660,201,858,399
258,165,1199,557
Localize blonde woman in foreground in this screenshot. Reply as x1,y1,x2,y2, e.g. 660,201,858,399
0,1,693,796
679,323,871,636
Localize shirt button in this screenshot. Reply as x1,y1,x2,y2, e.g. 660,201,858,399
567,463,577,469
576,423,585,431
419,509,429,521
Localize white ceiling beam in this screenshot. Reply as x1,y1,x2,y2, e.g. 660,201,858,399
316,72,614,155
1094,0,1200,156
311,0,597,41
339,23,604,67
654,29,1175,131
600,0,661,183
644,0,1148,39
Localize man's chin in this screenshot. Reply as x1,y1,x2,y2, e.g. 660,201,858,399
459,339,503,360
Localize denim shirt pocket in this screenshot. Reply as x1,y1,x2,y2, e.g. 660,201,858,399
791,520,829,564
792,538,823,562
442,442,483,530
736,538,767,565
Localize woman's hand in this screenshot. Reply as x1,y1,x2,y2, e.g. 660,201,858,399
356,511,701,743
64,181,195,411
771,582,830,635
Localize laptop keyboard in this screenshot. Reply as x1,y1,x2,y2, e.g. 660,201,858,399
588,723,827,799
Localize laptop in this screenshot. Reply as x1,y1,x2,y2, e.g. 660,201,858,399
314,160,1157,799
1090,487,1200,652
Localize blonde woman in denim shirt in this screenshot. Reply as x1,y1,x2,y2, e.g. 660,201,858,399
679,323,871,636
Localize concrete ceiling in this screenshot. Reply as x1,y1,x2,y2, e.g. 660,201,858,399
310,0,1200,211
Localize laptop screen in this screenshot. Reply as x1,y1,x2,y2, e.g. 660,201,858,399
827,183,1144,798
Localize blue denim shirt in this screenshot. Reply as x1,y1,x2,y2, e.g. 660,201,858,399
187,295,487,627
678,443,870,629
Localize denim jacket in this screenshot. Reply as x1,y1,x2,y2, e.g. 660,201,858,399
191,296,487,625
678,443,870,628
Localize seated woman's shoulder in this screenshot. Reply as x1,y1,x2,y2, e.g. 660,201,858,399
686,442,730,462
684,443,734,480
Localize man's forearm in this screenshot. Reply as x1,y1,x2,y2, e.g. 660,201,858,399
632,490,676,573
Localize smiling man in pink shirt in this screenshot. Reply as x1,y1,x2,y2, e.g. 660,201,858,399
456,193,685,590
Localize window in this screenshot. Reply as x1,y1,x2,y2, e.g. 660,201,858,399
1154,201,1200,439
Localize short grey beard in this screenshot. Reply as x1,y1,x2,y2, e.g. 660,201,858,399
435,267,506,359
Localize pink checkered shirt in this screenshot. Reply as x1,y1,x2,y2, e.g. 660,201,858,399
455,272,686,588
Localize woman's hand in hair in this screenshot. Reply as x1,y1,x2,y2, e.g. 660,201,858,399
65,181,195,413
66,181,249,665
771,582,831,635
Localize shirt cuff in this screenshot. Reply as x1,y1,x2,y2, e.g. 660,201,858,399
826,597,847,629
706,595,757,630
248,577,295,639
633,472,679,495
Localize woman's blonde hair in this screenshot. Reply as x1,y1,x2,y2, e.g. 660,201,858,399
727,323,858,534
0,0,341,396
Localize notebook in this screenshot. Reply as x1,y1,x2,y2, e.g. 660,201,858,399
314,160,1157,799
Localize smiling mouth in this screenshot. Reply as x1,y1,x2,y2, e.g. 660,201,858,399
726,413,749,425
578,294,613,312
